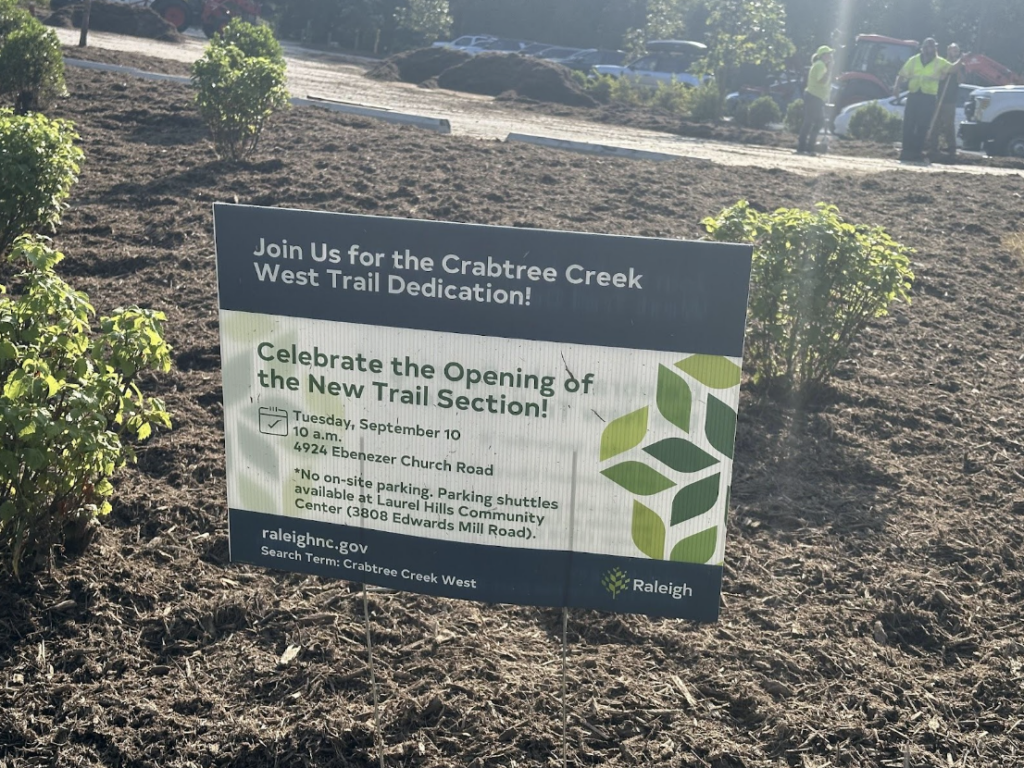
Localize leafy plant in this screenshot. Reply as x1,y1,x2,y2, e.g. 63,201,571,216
0,109,83,259
732,101,749,127
211,17,285,63
687,82,722,122
652,79,691,115
785,98,803,133
848,102,902,143
0,237,172,575
0,16,65,113
747,95,781,129
192,21,290,161
0,0,30,38
703,201,914,394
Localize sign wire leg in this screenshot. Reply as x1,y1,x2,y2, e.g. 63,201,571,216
560,450,577,768
362,584,386,768
358,436,385,768
561,605,569,768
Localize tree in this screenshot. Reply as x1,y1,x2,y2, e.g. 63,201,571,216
703,0,794,96
394,0,451,48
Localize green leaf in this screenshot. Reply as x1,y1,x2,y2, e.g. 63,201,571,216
670,474,720,525
631,501,665,560
644,438,717,474
656,364,691,432
601,462,675,496
600,406,648,461
675,355,742,389
669,525,718,564
704,396,737,458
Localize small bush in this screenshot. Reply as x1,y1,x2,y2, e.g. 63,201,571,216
785,98,803,133
0,17,65,113
0,237,172,575
848,102,902,143
0,0,31,39
703,201,914,394
211,17,284,63
652,80,691,115
732,100,750,126
192,21,290,161
688,83,722,122
747,95,781,129
0,109,82,258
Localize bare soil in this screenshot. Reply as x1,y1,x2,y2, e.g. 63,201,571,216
2,52,1024,768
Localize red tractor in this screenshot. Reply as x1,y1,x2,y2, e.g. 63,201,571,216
150,0,261,37
831,33,1021,114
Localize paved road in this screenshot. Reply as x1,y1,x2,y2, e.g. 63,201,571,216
56,28,1021,177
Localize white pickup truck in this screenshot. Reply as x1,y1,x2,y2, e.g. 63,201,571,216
958,85,1024,158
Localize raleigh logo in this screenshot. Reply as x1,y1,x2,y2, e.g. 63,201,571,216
601,568,629,598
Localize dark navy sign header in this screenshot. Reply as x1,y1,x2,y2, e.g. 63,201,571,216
214,204,752,355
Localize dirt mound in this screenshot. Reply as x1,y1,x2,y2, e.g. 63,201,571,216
367,46,471,84
45,1,183,42
437,53,596,107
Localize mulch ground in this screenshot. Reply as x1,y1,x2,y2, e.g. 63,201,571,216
2,52,1024,768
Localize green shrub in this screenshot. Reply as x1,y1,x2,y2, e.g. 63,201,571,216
582,72,614,104
606,74,647,106
0,109,82,259
0,17,65,113
688,83,722,122
747,95,781,129
732,101,749,127
652,80,691,115
848,102,902,143
210,17,284,63
0,0,29,38
191,24,290,161
703,201,914,394
0,237,172,575
785,98,803,133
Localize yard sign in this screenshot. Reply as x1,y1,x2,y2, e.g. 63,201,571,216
214,204,751,621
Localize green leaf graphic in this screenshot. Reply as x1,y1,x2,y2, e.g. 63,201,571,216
631,501,665,560
671,473,720,525
601,462,675,496
675,355,741,389
704,395,737,459
657,364,691,432
600,406,648,461
644,438,718,473
669,525,718,564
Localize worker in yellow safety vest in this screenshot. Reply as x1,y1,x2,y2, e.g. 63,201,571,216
796,44,834,156
893,38,961,163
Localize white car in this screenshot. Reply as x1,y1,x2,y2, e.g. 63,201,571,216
431,35,496,50
833,84,977,147
593,40,707,88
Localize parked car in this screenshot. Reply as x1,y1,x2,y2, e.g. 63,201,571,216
833,84,978,146
593,40,707,88
431,35,496,50
519,42,558,55
470,38,531,55
535,46,583,64
561,48,628,72
725,72,804,114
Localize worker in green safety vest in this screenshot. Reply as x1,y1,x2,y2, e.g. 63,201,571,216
893,38,962,164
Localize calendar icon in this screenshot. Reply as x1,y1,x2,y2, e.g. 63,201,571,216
258,407,289,436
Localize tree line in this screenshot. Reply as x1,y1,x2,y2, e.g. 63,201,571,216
262,0,1023,77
